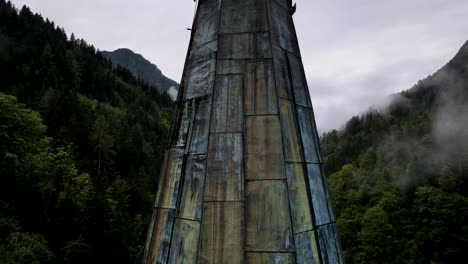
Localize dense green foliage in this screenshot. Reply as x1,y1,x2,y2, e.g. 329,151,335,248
323,42,468,263
0,1,174,263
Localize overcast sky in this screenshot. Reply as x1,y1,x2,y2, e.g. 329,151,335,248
10,0,468,132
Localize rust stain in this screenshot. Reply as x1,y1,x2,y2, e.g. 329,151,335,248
146,208,175,264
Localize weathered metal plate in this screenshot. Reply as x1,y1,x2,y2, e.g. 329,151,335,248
220,0,268,34
246,180,294,251
269,0,300,55
178,155,207,221
193,11,220,48
198,202,244,264
218,32,272,59
195,0,220,25
246,252,296,264
216,60,244,75
273,46,293,100
285,163,313,233
296,106,321,163
295,231,321,264
187,97,212,154
245,116,285,180
287,53,312,108
145,208,175,264
244,60,278,115
272,0,289,10
168,219,200,264
279,100,303,162
306,164,334,226
167,101,192,148
183,41,217,100
317,224,345,264
205,133,243,201
154,149,185,209
211,74,243,133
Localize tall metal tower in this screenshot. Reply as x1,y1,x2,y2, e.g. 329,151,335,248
143,0,344,263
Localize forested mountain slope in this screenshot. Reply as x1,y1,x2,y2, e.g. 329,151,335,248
0,1,174,263
102,48,179,98
322,41,468,263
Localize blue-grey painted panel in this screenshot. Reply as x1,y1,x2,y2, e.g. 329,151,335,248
269,0,300,55
168,219,200,264
184,41,217,100
187,97,212,154
317,224,345,264
306,164,333,226
287,53,312,108
273,46,293,100
295,231,321,264
296,106,321,163
179,155,207,221
220,0,268,34
244,59,278,115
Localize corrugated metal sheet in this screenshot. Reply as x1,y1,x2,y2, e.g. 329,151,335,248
218,32,272,59
245,116,285,180
317,224,345,264
285,163,313,233
244,60,278,115
246,252,296,263
220,0,268,34
246,180,294,251
154,149,185,209
168,219,200,264
296,105,321,163
145,208,175,264
205,133,244,201
295,231,321,264
211,74,243,133
279,100,303,162
187,97,212,154
178,155,207,221
198,202,244,264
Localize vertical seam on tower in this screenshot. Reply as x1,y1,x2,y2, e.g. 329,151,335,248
265,0,297,261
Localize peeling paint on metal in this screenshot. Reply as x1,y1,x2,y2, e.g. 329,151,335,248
146,208,175,264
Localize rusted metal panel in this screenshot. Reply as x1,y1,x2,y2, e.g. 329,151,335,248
205,133,243,201
245,116,285,180
246,252,296,263
317,224,345,264
193,11,220,48
218,32,272,59
211,75,243,133
273,46,293,100
183,41,217,100
145,208,175,264
168,219,200,264
216,60,244,75
306,164,334,226
287,53,312,108
220,0,268,34
244,60,278,115
295,231,321,264
269,0,300,55
154,149,185,209
178,155,207,221
167,101,192,148
198,202,244,264
296,106,321,163
187,97,212,154
285,163,313,233
246,180,294,251
279,100,303,162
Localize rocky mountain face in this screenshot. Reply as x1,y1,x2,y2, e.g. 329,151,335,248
102,48,179,98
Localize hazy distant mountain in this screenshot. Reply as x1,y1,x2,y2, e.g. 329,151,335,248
102,48,179,98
